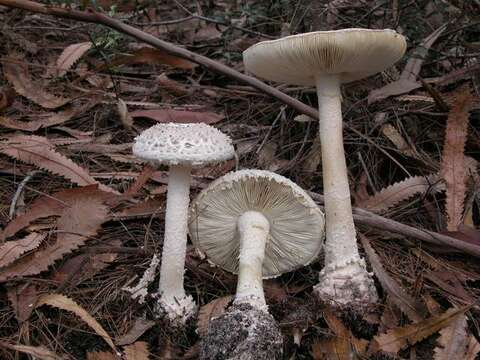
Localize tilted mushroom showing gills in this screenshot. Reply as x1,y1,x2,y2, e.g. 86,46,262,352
189,169,324,359
133,123,234,323
243,29,407,306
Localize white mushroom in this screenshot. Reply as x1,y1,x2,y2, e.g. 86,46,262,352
189,169,324,358
243,29,407,306
133,122,234,323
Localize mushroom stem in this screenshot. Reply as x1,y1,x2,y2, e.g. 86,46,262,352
157,164,196,320
234,211,270,310
314,74,377,305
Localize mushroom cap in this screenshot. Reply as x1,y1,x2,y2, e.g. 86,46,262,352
132,123,235,167
189,169,325,278
243,28,407,86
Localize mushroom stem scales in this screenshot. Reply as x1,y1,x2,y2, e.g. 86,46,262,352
235,211,270,309
157,164,195,317
314,74,377,304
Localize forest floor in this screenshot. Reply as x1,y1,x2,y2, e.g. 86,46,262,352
0,0,480,359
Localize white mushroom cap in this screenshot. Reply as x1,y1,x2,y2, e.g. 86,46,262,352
243,28,407,86
189,169,325,278
132,123,235,167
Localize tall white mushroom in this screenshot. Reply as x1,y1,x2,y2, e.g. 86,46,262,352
189,169,324,359
243,29,407,306
133,122,234,323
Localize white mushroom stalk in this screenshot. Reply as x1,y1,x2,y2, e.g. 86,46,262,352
190,169,324,359
243,29,407,306
132,122,235,323
235,211,270,309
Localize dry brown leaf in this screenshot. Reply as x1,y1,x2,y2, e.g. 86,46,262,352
440,87,475,230
130,109,224,124
312,311,367,360
372,305,471,354
106,46,196,70
197,295,233,337
465,335,480,360
0,100,97,132
111,199,164,221
359,234,427,322
51,239,120,285
36,293,118,354
358,174,444,213
381,123,416,157
125,164,155,196
116,318,156,346
3,57,72,109
55,42,92,77
0,232,46,268
124,341,150,360
7,283,38,322
0,85,16,111
368,25,446,104
0,135,115,193
434,314,476,360
0,342,60,360
86,351,117,360
0,188,110,281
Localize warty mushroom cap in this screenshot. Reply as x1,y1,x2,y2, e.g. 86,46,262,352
243,28,407,86
189,169,325,278
132,123,235,167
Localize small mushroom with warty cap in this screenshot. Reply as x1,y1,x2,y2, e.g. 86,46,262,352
133,122,235,323
243,28,407,306
189,169,325,359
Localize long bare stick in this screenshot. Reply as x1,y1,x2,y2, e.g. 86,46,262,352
2,0,480,258
0,0,318,120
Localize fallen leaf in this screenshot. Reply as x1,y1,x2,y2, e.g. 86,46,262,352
0,232,46,268
372,305,471,354
197,295,232,337
36,293,118,354
359,234,427,322
0,188,110,281
116,318,156,346
358,174,444,213
368,25,447,104
86,352,117,360
434,314,476,360
3,57,72,109
55,42,92,77
124,341,150,360
381,123,416,157
0,86,16,111
111,199,164,221
440,87,475,230
130,109,223,124
117,99,133,130
7,283,38,322
0,135,115,193
125,164,155,196
0,342,59,360
445,225,480,247
106,47,196,70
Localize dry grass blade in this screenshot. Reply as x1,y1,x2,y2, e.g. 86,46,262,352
372,305,472,354
86,352,117,360
3,57,72,109
358,174,444,213
0,232,46,268
359,234,427,322
0,189,110,281
440,87,475,230
0,342,60,360
0,135,116,193
55,42,92,77
197,295,232,337
36,293,118,354
124,341,150,360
